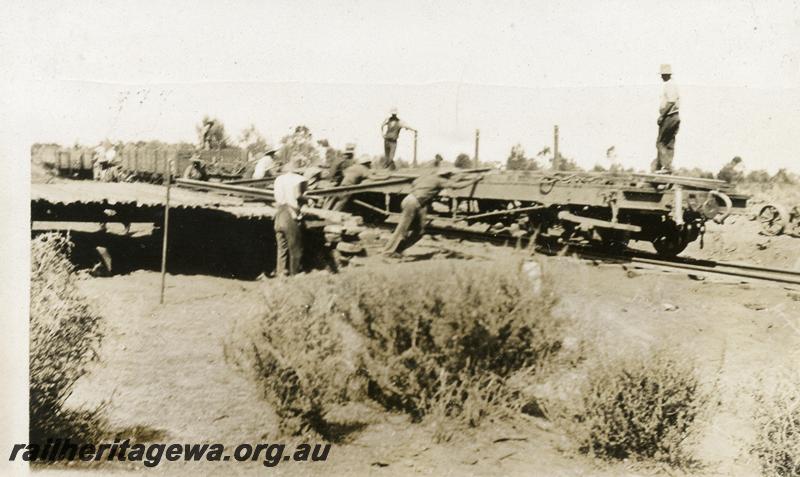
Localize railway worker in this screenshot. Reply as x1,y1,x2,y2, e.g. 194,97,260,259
329,156,390,211
380,108,416,170
252,147,279,180
182,155,208,181
104,145,118,164
717,156,745,184
383,167,482,256
93,147,120,182
328,143,356,186
92,146,106,181
652,64,681,174
272,161,319,276
200,119,215,150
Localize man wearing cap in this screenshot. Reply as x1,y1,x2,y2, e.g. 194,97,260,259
383,167,482,256
652,64,681,174
252,147,279,180
328,143,356,186
381,108,416,170
329,156,389,211
272,161,322,276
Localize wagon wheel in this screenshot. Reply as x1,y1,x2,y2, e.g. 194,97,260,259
758,204,790,236
788,220,800,238
597,229,630,254
787,206,800,237
651,228,689,257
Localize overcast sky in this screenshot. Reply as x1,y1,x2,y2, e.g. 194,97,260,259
3,0,799,172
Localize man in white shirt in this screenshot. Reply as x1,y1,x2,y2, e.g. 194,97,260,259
272,163,323,276
252,148,279,180
653,64,681,174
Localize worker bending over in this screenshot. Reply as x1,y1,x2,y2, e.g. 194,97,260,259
383,168,481,256
330,156,389,211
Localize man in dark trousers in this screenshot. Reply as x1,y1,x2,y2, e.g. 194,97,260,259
381,108,416,170
272,162,322,276
652,64,681,174
383,167,482,256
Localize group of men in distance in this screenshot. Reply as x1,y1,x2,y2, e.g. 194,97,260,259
102,66,709,276
233,68,692,277
255,120,480,276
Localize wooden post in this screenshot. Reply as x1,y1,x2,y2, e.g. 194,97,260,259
474,129,480,167
159,159,173,305
553,125,559,170
413,131,418,167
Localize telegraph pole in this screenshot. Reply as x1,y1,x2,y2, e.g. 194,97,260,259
159,159,173,305
474,129,480,167
553,125,560,170
413,131,418,167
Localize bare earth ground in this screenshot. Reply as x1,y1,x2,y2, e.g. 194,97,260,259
34,217,800,477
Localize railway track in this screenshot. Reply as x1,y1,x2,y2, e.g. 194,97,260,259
411,220,800,287
576,250,800,287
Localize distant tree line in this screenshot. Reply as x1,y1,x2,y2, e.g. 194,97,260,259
31,114,800,186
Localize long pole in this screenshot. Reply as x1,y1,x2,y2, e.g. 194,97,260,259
413,131,418,167
159,159,173,305
474,129,480,167
553,125,559,170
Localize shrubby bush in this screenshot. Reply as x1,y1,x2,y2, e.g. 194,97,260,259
555,349,705,467
752,375,800,477
30,234,105,443
227,259,562,438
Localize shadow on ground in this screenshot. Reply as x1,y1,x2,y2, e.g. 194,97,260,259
32,212,335,280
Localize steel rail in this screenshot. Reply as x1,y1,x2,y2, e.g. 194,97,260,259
578,250,800,286
378,219,800,286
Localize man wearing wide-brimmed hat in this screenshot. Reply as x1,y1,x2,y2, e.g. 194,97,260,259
252,147,280,180
380,107,416,170
329,154,390,211
272,158,314,276
182,154,208,181
652,64,681,174
327,143,357,186
383,166,482,256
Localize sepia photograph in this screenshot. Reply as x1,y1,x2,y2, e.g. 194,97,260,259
2,0,800,475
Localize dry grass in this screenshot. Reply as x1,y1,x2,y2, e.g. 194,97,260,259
30,233,106,445
738,182,800,209
752,373,800,477
549,348,706,468
226,258,563,440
